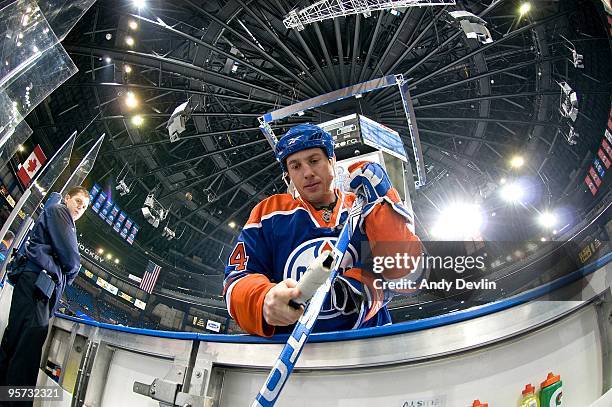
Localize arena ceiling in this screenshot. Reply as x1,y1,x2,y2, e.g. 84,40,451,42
21,0,612,295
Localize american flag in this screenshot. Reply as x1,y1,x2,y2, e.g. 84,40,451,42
140,260,161,294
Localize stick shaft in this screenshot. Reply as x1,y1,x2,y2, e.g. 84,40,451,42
252,196,364,407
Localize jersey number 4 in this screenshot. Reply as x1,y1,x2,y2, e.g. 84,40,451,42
229,242,249,271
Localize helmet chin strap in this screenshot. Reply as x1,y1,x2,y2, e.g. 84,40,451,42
331,157,337,186
283,172,298,199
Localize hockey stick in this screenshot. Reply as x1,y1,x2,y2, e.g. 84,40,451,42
252,195,365,407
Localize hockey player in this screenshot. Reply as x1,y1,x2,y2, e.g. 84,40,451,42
223,123,421,336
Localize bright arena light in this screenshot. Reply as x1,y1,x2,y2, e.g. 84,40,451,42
131,115,144,126
125,36,135,46
432,203,484,240
125,91,138,108
500,181,525,203
133,0,145,8
128,20,138,30
510,155,525,168
519,2,531,16
538,211,558,228
124,64,132,73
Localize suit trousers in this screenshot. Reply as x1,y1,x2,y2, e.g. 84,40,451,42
0,272,51,407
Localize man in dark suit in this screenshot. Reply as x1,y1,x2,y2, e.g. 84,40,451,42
0,186,90,398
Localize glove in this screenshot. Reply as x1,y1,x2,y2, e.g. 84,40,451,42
331,276,363,315
347,161,413,222
347,161,391,204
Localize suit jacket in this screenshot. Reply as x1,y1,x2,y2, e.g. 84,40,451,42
21,202,81,312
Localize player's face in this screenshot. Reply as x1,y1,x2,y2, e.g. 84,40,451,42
286,148,335,207
64,192,90,221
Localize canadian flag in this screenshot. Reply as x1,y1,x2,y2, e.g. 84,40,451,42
16,144,47,187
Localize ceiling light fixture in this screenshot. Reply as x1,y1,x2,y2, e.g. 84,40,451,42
131,115,144,126
125,91,138,108
500,181,525,203
538,212,558,228
431,203,484,240
519,3,531,16
510,155,525,168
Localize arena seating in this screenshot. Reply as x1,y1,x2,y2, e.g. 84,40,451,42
62,284,158,329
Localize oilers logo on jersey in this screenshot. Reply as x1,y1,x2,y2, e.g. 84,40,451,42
284,237,359,319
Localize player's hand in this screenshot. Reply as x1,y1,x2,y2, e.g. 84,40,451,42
263,279,304,326
347,161,392,205
347,160,413,222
